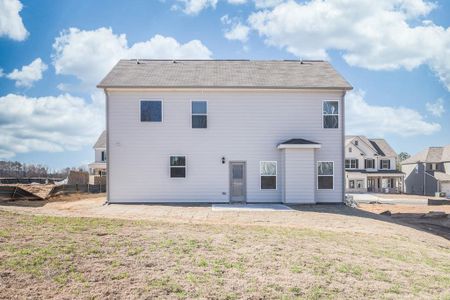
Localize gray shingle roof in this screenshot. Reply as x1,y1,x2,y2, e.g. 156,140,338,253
402,144,450,164
279,138,319,145
93,130,106,148
97,60,352,90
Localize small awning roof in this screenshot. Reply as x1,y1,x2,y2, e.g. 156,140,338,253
277,138,321,149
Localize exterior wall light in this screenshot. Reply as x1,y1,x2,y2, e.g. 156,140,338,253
222,157,226,164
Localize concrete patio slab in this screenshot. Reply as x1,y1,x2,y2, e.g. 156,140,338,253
212,204,294,212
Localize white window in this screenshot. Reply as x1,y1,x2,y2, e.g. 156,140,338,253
260,161,277,190
380,159,390,169
318,161,334,190
141,100,162,122
192,101,207,128
349,180,355,189
323,101,339,128
365,159,375,169
170,156,186,178
345,159,358,169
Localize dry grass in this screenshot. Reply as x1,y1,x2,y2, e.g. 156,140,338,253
0,210,449,299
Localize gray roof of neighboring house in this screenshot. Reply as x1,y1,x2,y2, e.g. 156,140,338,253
401,144,450,164
345,136,397,157
97,60,353,90
93,130,106,148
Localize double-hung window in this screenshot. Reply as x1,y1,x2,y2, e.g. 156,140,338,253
380,159,390,169
141,100,162,122
365,159,375,169
318,161,334,189
260,161,277,190
345,159,358,169
170,156,186,178
323,101,339,128
192,101,207,128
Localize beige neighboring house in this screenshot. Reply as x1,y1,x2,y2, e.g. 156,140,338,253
345,136,405,193
88,130,107,184
401,145,450,196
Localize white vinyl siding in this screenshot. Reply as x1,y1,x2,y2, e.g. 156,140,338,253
107,89,344,203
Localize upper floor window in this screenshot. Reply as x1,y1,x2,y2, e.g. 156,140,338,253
141,100,162,122
380,159,390,169
192,101,207,128
349,147,352,153
101,151,106,162
323,101,339,128
260,161,277,190
345,159,358,169
354,140,358,146
365,159,375,169
318,161,334,190
170,156,186,178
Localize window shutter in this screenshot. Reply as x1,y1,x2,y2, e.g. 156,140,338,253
356,160,359,169
387,160,390,169
364,160,367,169
380,160,383,169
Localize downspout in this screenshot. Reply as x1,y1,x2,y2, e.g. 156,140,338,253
341,90,346,203
105,88,110,205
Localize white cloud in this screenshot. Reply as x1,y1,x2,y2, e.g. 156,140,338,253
248,0,450,90
426,98,445,117
52,27,212,90
0,93,104,159
6,58,47,87
346,90,440,137
253,0,284,8
0,0,28,41
173,0,218,15
228,0,247,4
221,15,250,42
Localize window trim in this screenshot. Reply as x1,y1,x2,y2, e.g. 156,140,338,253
191,100,208,129
380,159,390,170
101,150,106,162
317,161,334,190
139,99,163,123
322,100,339,129
169,155,187,179
259,161,277,190
345,159,359,169
365,158,375,169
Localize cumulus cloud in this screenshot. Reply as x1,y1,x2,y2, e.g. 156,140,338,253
0,93,104,159
0,0,28,41
346,90,440,137
426,98,445,117
173,0,218,15
52,27,212,89
221,15,250,42
248,0,450,90
6,58,48,87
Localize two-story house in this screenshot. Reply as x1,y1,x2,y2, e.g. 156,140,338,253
401,145,450,196
88,130,107,183
345,136,404,193
97,59,352,204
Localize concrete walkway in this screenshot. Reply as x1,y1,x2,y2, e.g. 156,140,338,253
212,204,294,212
349,193,429,205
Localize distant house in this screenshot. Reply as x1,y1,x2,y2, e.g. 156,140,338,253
345,136,404,193
97,59,352,203
401,145,450,196
88,130,107,182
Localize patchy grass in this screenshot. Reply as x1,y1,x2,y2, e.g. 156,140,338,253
0,210,449,299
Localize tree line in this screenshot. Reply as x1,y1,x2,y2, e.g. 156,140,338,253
0,160,86,178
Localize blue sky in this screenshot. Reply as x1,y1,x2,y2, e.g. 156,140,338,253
0,0,449,170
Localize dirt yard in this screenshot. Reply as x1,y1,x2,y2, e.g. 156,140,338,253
0,195,449,299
